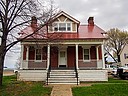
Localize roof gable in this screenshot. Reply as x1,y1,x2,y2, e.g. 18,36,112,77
52,11,80,24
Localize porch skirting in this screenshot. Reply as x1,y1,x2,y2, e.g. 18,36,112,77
18,70,47,81
18,69,108,82
78,70,108,81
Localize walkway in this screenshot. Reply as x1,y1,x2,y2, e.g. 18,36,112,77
50,84,92,96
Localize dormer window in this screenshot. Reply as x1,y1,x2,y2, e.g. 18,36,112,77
67,23,71,31
54,23,71,32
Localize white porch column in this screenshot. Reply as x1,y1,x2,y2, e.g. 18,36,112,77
96,46,99,61
47,44,50,70
26,46,29,61
20,44,24,69
25,46,29,69
101,44,105,69
75,44,79,69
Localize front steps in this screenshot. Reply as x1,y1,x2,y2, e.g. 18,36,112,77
46,70,79,84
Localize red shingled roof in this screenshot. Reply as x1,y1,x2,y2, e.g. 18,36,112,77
18,24,106,40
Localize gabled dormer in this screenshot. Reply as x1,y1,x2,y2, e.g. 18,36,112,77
48,11,80,33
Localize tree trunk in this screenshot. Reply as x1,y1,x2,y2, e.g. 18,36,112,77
117,54,121,62
0,41,6,86
0,54,4,86
104,48,118,63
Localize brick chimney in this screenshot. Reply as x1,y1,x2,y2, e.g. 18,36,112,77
31,16,37,28
88,17,94,26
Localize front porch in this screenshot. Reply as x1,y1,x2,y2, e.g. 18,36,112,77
18,42,108,83
20,44,105,70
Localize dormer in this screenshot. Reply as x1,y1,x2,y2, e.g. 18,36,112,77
48,11,80,33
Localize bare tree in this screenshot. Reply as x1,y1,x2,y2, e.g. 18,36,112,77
105,28,128,63
0,0,58,86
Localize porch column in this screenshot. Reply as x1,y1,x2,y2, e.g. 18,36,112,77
96,46,99,61
101,44,105,69
25,46,29,69
47,44,50,70
26,46,29,61
20,44,24,69
75,44,79,69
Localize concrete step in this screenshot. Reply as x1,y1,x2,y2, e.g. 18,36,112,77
47,78,79,84
46,69,79,84
48,82,79,84
50,75,76,78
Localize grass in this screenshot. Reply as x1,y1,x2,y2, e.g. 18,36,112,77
0,75,52,96
72,77,128,96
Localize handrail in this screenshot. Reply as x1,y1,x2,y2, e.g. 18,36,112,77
46,64,51,85
74,59,79,85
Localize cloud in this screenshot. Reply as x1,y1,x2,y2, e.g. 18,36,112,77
55,0,128,31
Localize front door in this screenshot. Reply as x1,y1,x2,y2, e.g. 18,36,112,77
59,50,67,67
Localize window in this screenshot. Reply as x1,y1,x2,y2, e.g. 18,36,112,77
124,53,128,59
54,23,58,31
53,23,71,32
67,23,71,31
83,49,90,60
35,49,42,60
59,23,66,31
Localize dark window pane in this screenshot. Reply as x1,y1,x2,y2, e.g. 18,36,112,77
36,55,41,60
84,55,89,60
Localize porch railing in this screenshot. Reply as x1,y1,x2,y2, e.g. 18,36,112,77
22,60,47,69
78,59,103,69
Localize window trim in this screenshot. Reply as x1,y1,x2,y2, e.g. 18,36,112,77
83,48,90,62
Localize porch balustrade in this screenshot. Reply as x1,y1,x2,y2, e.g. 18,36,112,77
78,59,103,69
22,60,47,69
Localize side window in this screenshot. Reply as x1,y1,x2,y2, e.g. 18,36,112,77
35,49,42,60
124,53,128,59
83,49,90,60
54,23,58,31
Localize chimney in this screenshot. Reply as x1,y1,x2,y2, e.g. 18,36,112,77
31,16,37,28
88,17,94,26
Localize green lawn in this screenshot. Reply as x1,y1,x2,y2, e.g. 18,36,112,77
0,75,52,96
72,78,128,96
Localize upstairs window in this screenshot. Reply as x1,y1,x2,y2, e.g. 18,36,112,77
59,23,66,31
35,49,42,60
54,23,58,31
67,23,71,31
53,23,71,32
83,49,90,60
